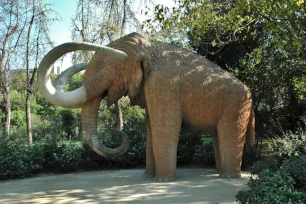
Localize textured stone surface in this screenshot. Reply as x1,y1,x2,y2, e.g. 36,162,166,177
79,33,255,179
0,168,250,204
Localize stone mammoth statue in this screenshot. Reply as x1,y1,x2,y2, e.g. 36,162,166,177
38,32,255,181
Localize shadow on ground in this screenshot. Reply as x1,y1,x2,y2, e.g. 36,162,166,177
0,168,250,204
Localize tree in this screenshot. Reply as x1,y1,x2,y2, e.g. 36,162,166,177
0,1,28,139
145,0,305,50
25,0,55,144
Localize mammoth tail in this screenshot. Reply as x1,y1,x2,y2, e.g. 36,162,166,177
246,106,255,146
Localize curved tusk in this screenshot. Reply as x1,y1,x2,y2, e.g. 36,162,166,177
37,42,128,108
54,62,88,92
53,62,88,108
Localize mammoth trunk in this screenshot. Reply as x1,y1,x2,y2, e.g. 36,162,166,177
81,96,129,158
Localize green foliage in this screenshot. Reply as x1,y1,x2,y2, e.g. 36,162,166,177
241,144,259,169
198,140,215,166
146,0,305,50
57,108,82,140
97,103,147,167
282,156,306,190
0,143,44,179
269,134,306,158
10,110,26,127
66,72,83,91
237,167,306,204
236,134,306,203
250,156,281,175
177,131,205,164
43,142,85,172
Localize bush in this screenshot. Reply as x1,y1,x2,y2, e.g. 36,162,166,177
249,156,281,174
269,134,306,158
236,156,306,204
42,142,85,172
177,131,204,165
110,106,147,167
236,134,306,204
282,155,306,190
197,138,215,166
237,168,306,204
79,144,110,169
0,143,45,180
242,144,259,169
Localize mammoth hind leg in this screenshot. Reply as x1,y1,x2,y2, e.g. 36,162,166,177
216,111,250,178
212,134,221,173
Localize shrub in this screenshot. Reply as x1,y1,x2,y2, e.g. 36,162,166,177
197,138,215,166
236,134,306,204
269,134,306,158
0,143,45,180
236,167,306,204
242,144,259,169
236,156,306,204
79,144,110,169
42,142,85,172
177,131,204,165
282,155,306,190
110,106,147,167
249,156,281,174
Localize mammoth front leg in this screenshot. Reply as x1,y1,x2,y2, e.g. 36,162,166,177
144,109,155,178
146,97,182,182
212,135,221,173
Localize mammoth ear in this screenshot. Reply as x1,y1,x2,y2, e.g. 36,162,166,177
128,55,150,98
139,56,150,79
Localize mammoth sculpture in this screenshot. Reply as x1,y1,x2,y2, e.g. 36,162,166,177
38,32,255,181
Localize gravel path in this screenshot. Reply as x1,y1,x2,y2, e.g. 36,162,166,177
0,168,250,204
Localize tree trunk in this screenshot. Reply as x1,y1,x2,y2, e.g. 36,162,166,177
0,68,11,141
115,101,123,130
26,93,32,144
3,85,11,141
25,1,35,144
0,37,10,140
0,1,28,141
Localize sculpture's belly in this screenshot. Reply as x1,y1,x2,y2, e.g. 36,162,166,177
181,82,225,131
182,120,217,135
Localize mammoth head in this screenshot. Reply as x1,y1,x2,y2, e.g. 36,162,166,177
37,35,146,158
37,41,128,108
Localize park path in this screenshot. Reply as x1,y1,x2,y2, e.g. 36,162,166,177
0,168,250,204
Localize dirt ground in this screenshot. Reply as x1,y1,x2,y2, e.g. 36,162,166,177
0,168,250,204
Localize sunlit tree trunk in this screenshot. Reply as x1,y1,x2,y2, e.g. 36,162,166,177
25,2,35,144
0,24,12,140
25,0,52,144
1,77,11,140
1,1,30,141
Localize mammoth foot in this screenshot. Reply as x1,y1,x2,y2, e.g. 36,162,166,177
219,172,241,179
154,176,176,182
143,172,154,178
143,171,176,182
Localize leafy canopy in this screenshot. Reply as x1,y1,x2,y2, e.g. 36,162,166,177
145,0,305,53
